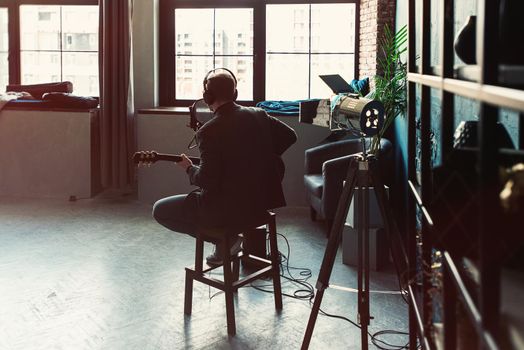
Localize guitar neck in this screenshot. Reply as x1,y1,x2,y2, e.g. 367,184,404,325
155,153,201,164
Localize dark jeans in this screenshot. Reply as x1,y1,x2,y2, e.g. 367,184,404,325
153,193,229,244
153,193,263,245
152,193,200,238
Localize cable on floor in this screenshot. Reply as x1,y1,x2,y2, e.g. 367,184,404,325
206,231,415,349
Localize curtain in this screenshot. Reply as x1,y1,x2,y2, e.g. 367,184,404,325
99,0,135,189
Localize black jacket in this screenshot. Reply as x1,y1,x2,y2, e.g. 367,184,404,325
187,102,297,229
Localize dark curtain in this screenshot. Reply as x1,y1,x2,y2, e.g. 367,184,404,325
98,0,135,189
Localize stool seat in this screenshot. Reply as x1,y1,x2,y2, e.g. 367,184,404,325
197,211,272,240
184,211,283,336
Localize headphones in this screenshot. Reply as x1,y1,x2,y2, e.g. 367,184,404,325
202,67,238,105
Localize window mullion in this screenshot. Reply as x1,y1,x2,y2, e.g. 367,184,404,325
308,3,311,99
9,2,20,84
59,5,63,82
253,2,265,103
212,8,215,69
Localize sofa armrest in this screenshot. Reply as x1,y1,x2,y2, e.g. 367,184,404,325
304,137,368,174
319,137,392,219
320,154,357,219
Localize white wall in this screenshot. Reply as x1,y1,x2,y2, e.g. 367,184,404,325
0,109,98,199
136,113,199,203
132,0,159,109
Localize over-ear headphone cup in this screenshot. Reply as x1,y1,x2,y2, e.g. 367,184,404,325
233,89,238,101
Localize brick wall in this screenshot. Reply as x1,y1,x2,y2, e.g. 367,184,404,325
359,0,396,81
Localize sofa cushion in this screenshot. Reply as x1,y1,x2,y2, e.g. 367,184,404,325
304,174,324,198
7,81,73,99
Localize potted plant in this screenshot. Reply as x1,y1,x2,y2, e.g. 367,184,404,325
368,24,408,155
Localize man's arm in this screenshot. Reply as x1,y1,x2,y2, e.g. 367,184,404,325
268,115,297,155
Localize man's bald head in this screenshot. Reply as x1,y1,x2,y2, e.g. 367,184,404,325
204,69,237,103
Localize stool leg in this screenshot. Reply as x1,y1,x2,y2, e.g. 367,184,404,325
233,256,240,284
195,237,204,273
268,213,283,310
223,235,236,336
184,269,193,315
185,237,204,316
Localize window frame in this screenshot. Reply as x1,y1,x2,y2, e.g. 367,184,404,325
159,0,359,107
0,0,98,88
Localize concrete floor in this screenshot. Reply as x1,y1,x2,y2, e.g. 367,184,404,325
0,193,408,349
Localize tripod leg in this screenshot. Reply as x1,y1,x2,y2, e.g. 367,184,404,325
357,164,371,350
301,288,325,350
302,159,359,350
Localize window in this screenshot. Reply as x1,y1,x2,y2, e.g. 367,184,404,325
173,7,254,101
0,7,7,91
266,4,356,100
159,1,358,106
0,1,99,96
20,4,99,96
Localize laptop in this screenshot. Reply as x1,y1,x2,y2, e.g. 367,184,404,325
319,74,353,94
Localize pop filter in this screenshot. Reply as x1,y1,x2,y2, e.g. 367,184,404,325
189,98,214,131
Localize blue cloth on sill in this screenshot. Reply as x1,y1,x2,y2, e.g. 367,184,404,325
350,77,370,96
256,99,320,116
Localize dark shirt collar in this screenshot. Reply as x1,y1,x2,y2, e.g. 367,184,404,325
213,101,238,117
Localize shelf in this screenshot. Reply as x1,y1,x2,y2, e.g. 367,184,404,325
451,257,524,350
425,65,524,89
499,66,524,87
408,180,422,207
444,147,524,165
500,269,524,350
408,72,524,112
443,253,499,350
408,285,431,350
455,65,524,88
407,180,434,227
407,1,524,348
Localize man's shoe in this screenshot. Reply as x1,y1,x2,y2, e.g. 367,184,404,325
206,236,243,266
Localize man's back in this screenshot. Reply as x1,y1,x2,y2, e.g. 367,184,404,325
188,102,297,228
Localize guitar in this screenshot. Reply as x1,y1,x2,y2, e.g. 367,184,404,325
133,150,285,181
133,151,201,166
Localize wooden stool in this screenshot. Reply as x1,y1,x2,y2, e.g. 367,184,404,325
184,211,283,336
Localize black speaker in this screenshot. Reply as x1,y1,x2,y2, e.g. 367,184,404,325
242,227,268,269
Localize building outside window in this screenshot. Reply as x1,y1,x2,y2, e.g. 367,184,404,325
174,7,254,101
266,4,356,100
160,1,357,106
20,4,99,96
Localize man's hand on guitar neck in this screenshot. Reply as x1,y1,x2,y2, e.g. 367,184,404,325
176,153,194,172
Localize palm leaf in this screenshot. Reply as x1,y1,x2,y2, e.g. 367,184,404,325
370,24,408,154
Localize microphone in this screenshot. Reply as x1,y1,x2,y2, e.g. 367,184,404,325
188,99,214,149
189,99,213,131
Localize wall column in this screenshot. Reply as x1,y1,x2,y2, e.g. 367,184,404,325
359,0,396,80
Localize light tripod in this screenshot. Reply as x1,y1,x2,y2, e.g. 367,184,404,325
301,145,393,350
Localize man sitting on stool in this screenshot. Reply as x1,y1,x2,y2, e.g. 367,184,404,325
153,68,297,265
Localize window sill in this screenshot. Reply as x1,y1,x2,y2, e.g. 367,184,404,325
3,105,99,113
136,106,300,119
137,107,189,115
